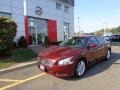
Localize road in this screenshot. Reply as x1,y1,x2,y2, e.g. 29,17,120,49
0,42,120,90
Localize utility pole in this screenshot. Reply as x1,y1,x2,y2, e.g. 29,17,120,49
77,17,80,35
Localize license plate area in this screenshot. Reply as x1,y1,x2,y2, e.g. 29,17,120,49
40,64,45,71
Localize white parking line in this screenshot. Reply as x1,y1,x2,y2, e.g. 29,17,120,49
0,79,23,82
0,73,46,90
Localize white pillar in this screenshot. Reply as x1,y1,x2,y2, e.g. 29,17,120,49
23,0,27,16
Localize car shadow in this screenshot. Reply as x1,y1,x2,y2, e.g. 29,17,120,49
63,52,120,81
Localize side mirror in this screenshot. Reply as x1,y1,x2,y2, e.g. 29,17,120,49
87,44,97,49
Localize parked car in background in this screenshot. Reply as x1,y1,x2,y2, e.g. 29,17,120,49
37,35,111,78
112,35,120,41
104,36,111,41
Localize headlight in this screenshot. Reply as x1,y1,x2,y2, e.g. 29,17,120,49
58,57,73,65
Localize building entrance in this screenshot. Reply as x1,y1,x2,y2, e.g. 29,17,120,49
28,17,47,45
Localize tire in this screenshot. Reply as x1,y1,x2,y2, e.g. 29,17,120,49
74,60,86,78
105,50,111,60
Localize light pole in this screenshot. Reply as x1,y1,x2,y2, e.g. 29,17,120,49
103,22,108,36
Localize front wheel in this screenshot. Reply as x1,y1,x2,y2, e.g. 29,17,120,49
74,60,86,78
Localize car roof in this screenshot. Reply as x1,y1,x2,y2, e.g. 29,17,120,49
73,35,95,39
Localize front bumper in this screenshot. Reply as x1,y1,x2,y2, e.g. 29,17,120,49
38,62,75,77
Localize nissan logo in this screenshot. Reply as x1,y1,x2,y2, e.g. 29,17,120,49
35,6,43,15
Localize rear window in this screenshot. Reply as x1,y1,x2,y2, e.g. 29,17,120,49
96,36,106,44
88,37,98,45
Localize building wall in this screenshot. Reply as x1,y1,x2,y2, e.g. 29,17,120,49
0,0,25,41
0,0,74,41
26,0,74,41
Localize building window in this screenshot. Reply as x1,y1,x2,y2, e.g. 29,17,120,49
64,6,69,12
56,3,62,10
64,22,70,40
0,12,11,17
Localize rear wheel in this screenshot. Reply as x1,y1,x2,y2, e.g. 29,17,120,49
74,60,86,77
105,50,111,60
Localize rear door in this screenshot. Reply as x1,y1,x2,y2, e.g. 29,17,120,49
96,36,106,58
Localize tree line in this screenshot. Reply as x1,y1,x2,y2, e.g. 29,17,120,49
95,26,120,36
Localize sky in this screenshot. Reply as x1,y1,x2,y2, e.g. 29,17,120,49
74,0,120,33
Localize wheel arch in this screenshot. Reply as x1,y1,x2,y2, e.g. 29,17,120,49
74,56,87,77
76,56,88,66
108,48,111,52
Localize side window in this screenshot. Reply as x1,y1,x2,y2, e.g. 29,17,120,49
75,39,85,47
88,37,98,45
97,37,105,45
64,6,69,12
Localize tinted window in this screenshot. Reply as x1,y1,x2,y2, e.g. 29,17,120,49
88,37,98,45
96,37,105,44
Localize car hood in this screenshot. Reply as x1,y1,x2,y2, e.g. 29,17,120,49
39,45,85,60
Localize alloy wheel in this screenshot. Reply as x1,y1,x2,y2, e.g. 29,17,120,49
106,50,111,60
75,60,86,77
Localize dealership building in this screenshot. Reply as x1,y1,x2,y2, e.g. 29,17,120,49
0,0,74,45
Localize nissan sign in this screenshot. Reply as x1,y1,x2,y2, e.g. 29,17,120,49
35,6,43,15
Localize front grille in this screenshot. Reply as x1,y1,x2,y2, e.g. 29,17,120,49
41,60,51,66
39,58,55,67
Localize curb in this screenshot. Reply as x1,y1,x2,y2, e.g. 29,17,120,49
0,61,37,74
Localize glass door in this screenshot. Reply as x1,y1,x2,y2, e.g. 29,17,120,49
64,22,70,40
28,17,47,45
28,18,37,45
36,19,47,45
28,26,37,45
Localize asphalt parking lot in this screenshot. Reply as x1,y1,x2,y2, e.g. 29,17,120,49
0,42,120,90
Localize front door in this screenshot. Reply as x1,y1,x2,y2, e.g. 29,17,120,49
87,37,99,62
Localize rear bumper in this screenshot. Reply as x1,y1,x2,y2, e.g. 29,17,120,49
38,63,74,77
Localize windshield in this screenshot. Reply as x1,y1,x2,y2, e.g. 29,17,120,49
59,38,86,48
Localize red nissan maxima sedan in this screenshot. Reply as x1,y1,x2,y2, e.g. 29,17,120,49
37,35,111,78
